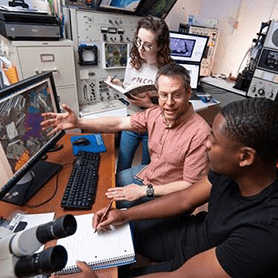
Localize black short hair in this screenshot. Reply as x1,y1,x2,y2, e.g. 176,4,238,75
155,63,191,92
221,97,278,164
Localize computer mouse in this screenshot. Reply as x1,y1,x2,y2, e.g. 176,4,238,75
72,137,90,146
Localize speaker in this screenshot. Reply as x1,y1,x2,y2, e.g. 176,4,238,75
263,21,278,50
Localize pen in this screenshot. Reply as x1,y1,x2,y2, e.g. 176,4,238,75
110,74,117,82
94,199,114,233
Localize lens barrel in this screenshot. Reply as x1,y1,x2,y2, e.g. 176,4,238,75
14,245,67,277
36,214,77,243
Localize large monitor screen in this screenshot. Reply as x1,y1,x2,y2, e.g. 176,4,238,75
136,0,178,19
170,31,208,63
0,72,65,205
97,0,142,13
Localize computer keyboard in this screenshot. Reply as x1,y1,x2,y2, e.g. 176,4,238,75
61,151,100,210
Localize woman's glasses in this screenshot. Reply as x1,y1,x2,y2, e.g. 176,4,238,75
133,36,153,52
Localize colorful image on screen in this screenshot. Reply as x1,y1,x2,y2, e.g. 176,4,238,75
0,81,55,173
169,32,208,63
170,38,195,58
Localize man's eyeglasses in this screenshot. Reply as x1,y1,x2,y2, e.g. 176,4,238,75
158,92,184,101
133,36,153,52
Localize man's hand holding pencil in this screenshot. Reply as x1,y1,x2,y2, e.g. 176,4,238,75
94,199,114,233
93,200,127,232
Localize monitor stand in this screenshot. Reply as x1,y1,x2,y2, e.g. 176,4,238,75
2,160,62,206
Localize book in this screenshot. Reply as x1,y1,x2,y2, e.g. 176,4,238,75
105,80,158,104
56,213,136,274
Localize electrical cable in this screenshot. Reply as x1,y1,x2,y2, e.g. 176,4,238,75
24,163,72,208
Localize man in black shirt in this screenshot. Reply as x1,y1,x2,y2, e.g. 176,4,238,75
61,97,278,277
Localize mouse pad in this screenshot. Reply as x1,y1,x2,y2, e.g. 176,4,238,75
71,134,107,155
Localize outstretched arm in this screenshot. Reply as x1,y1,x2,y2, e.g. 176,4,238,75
41,103,133,135
94,176,212,231
42,104,79,135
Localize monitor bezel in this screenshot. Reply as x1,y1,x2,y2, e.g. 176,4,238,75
169,31,209,63
0,71,65,201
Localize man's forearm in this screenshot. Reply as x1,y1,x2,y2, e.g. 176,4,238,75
76,116,132,133
153,180,192,196
123,189,190,222
123,177,211,222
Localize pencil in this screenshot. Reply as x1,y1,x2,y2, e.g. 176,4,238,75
94,199,114,233
110,74,117,82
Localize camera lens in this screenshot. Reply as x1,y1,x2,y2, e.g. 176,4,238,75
14,245,67,277
36,214,77,243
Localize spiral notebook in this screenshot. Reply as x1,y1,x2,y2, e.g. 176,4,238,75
56,213,135,274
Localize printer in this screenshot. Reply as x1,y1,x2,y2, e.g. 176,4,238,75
0,9,61,40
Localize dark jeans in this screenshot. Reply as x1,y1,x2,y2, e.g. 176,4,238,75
117,131,150,173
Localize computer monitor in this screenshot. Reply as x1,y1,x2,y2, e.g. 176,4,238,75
169,31,208,63
0,71,65,205
179,63,200,90
136,0,178,19
97,0,143,14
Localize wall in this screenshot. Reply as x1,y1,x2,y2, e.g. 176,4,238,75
166,0,278,77
165,0,201,31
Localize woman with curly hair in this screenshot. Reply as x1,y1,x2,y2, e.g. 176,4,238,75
115,15,173,173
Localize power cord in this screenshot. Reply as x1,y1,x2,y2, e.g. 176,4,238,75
24,162,72,208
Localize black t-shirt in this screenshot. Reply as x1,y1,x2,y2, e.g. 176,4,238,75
207,170,278,278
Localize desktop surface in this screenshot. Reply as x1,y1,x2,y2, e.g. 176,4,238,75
201,76,247,96
0,133,116,217
0,133,117,277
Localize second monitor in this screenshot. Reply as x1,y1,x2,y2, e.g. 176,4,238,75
169,31,209,63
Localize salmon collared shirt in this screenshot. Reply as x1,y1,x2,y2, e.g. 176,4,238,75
130,104,210,186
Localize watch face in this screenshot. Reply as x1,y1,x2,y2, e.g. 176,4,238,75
146,184,154,197
272,29,278,47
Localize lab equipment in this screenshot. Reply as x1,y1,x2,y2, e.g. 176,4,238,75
0,214,77,277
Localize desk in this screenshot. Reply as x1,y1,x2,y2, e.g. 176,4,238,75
201,77,247,107
0,133,117,278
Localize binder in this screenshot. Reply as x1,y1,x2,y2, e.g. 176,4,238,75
56,213,136,273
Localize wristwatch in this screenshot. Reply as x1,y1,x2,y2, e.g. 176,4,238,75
146,184,154,197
